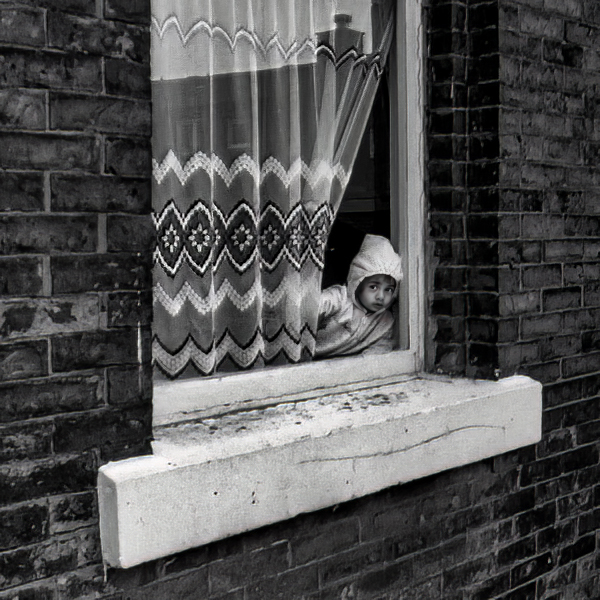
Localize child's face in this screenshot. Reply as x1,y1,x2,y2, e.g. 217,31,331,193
356,274,396,313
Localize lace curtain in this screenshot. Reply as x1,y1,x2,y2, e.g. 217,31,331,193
152,0,395,378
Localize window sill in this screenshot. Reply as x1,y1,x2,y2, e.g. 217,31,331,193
98,374,542,568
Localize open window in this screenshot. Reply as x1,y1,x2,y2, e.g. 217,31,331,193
99,0,543,570
150,0,425,425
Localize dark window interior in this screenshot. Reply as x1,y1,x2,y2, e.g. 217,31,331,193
321,72,391,289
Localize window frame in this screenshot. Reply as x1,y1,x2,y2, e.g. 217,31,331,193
152,0,426,427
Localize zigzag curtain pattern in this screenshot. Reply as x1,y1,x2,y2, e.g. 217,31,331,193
152,0,395,378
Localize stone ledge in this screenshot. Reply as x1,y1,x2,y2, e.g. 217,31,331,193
98,375,542,568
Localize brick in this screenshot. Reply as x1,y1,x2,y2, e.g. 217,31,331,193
578,421,600,445
51,174,151,214
492,489,536,519
118,568,208,600
0,375,102,423
0,528,100,589
355,558,413,596
0,452,97,506
520,314,561,339
430,212,464,238
0,133,100,171
500,292,540,316
106,215,154,252
468,572,510,600
562,398,598,427
0,172,44,212
563,351,600,378
499,342,540,369
565,22,600,47
578,507,600,535
56,564,107,600
537,564,577,598
520,456,563,487
104,0,150,23
0,420,53,461
502,582,537,600
468,318,497,343
0,340,47,382
0,215,97,255
49,491,97,534
0,502,48,551
537,428,575,459
522,265,562,289
106,557,165,590
50,94,151,135
20,0,95,15
558,534,596,566
107,291,152,327
51,253,151,293
0,257,43,296
563,446,600,474
544,240,584,261
542,407,563,434
443,555,495,593
0,89,46,129
0,297,101,340
543,40,584,68
521,214,564,239
208,543,290,596
544,379,582,408
497,536,536,566
542,287,581,311
105,137,151,177
245,565,319,600
48,13,149,62
106,365,151,407
0,7,45,46
565,215,600,236
521,360,561,384
557,489,594,521
53,407,151,460
537,520,577,554
469,293,500,316
51,329,139,372
562,307,600,331
510,552,554,587
515,503,556,537
319,542,385,587
0,49,102,92
0,581,56,600
105,58,151,98
520,7,563,40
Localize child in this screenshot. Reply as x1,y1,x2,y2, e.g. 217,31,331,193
315,234,403,358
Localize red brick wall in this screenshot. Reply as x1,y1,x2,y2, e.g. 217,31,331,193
0,1,153,596
2,0,600,599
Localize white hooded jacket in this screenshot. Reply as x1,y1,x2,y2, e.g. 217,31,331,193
315,234,403,358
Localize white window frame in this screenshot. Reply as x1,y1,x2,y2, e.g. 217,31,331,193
153,0,426,427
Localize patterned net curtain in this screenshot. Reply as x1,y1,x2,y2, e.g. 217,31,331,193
152,0,395,379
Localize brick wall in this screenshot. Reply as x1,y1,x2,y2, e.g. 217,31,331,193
0,1,153,597
2,0,600,599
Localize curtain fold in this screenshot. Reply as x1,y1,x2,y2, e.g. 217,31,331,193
152,0,395,379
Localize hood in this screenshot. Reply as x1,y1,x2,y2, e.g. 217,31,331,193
347,234,403,310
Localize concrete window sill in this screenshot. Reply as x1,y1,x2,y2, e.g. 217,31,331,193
98,375,542,568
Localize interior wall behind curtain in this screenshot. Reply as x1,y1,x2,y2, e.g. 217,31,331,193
152,0,395,379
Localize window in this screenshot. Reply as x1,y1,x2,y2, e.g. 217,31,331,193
99,0,542,569
151,0,426,425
